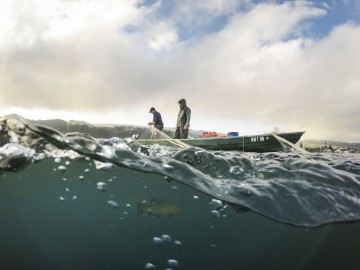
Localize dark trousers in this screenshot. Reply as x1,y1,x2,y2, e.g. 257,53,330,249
154,124,163,131
174,126,188,139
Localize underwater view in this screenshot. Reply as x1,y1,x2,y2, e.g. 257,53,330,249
1,114,360,270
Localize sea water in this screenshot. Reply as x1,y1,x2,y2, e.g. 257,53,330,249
1,114,360,270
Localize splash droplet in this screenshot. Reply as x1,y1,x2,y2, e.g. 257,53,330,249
162,164,174,170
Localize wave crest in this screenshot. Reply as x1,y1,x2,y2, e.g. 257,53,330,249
1,114,360,227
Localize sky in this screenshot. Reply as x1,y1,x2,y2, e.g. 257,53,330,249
0,0,360,141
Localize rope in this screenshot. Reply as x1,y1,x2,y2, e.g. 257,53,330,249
139,125,191,149
271,132,308,154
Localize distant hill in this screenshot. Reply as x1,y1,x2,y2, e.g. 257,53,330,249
33,119,151,138
33,119,201,139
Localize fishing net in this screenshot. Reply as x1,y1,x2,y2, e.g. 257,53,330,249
139,125,191,148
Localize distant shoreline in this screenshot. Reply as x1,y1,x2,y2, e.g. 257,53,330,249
301,140,360,153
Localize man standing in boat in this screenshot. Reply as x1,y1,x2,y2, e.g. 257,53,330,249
148,107,164,131
174,99,191,139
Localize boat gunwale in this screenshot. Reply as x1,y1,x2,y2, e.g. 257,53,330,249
137,131,306,142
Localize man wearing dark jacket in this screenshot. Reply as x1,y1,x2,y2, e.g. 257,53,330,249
174,99,191,139
148,107,164,131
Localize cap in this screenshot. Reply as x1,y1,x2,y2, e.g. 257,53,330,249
149,107,155,113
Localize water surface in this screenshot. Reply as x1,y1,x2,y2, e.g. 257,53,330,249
1,114,360,269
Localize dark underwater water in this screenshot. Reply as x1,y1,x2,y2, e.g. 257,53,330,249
1,114,360,270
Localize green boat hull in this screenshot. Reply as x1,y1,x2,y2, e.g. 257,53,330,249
137,131,305,152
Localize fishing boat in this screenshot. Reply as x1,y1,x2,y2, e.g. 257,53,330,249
138,131,306,152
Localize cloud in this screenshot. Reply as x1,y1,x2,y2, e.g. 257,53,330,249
0,0,359,140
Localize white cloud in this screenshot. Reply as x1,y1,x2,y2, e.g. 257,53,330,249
144,22,178,51
0,0,359,140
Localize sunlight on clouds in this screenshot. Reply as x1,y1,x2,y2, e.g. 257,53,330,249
147,24,178,51
0,0,140,45
0,1,13,46
44,8,87,40
0,107,151,127
0,0,359,140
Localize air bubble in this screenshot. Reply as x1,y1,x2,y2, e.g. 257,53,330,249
97,182,107,191
211,199,223,209
107,200,119,208
174,240,183,246
145,263,156,269
152,237,164,246
211,210,221,218
161,234,172,244
58,165,67,172
167,259,179,268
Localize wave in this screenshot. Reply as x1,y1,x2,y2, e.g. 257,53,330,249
1,114,360,227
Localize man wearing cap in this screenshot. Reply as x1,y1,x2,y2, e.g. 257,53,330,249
174,99,191,139
148,107,164,131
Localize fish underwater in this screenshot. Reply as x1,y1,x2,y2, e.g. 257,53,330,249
136,198,181,217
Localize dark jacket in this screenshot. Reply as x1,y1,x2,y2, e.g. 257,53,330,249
153,111,163,125
176,106,191,127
